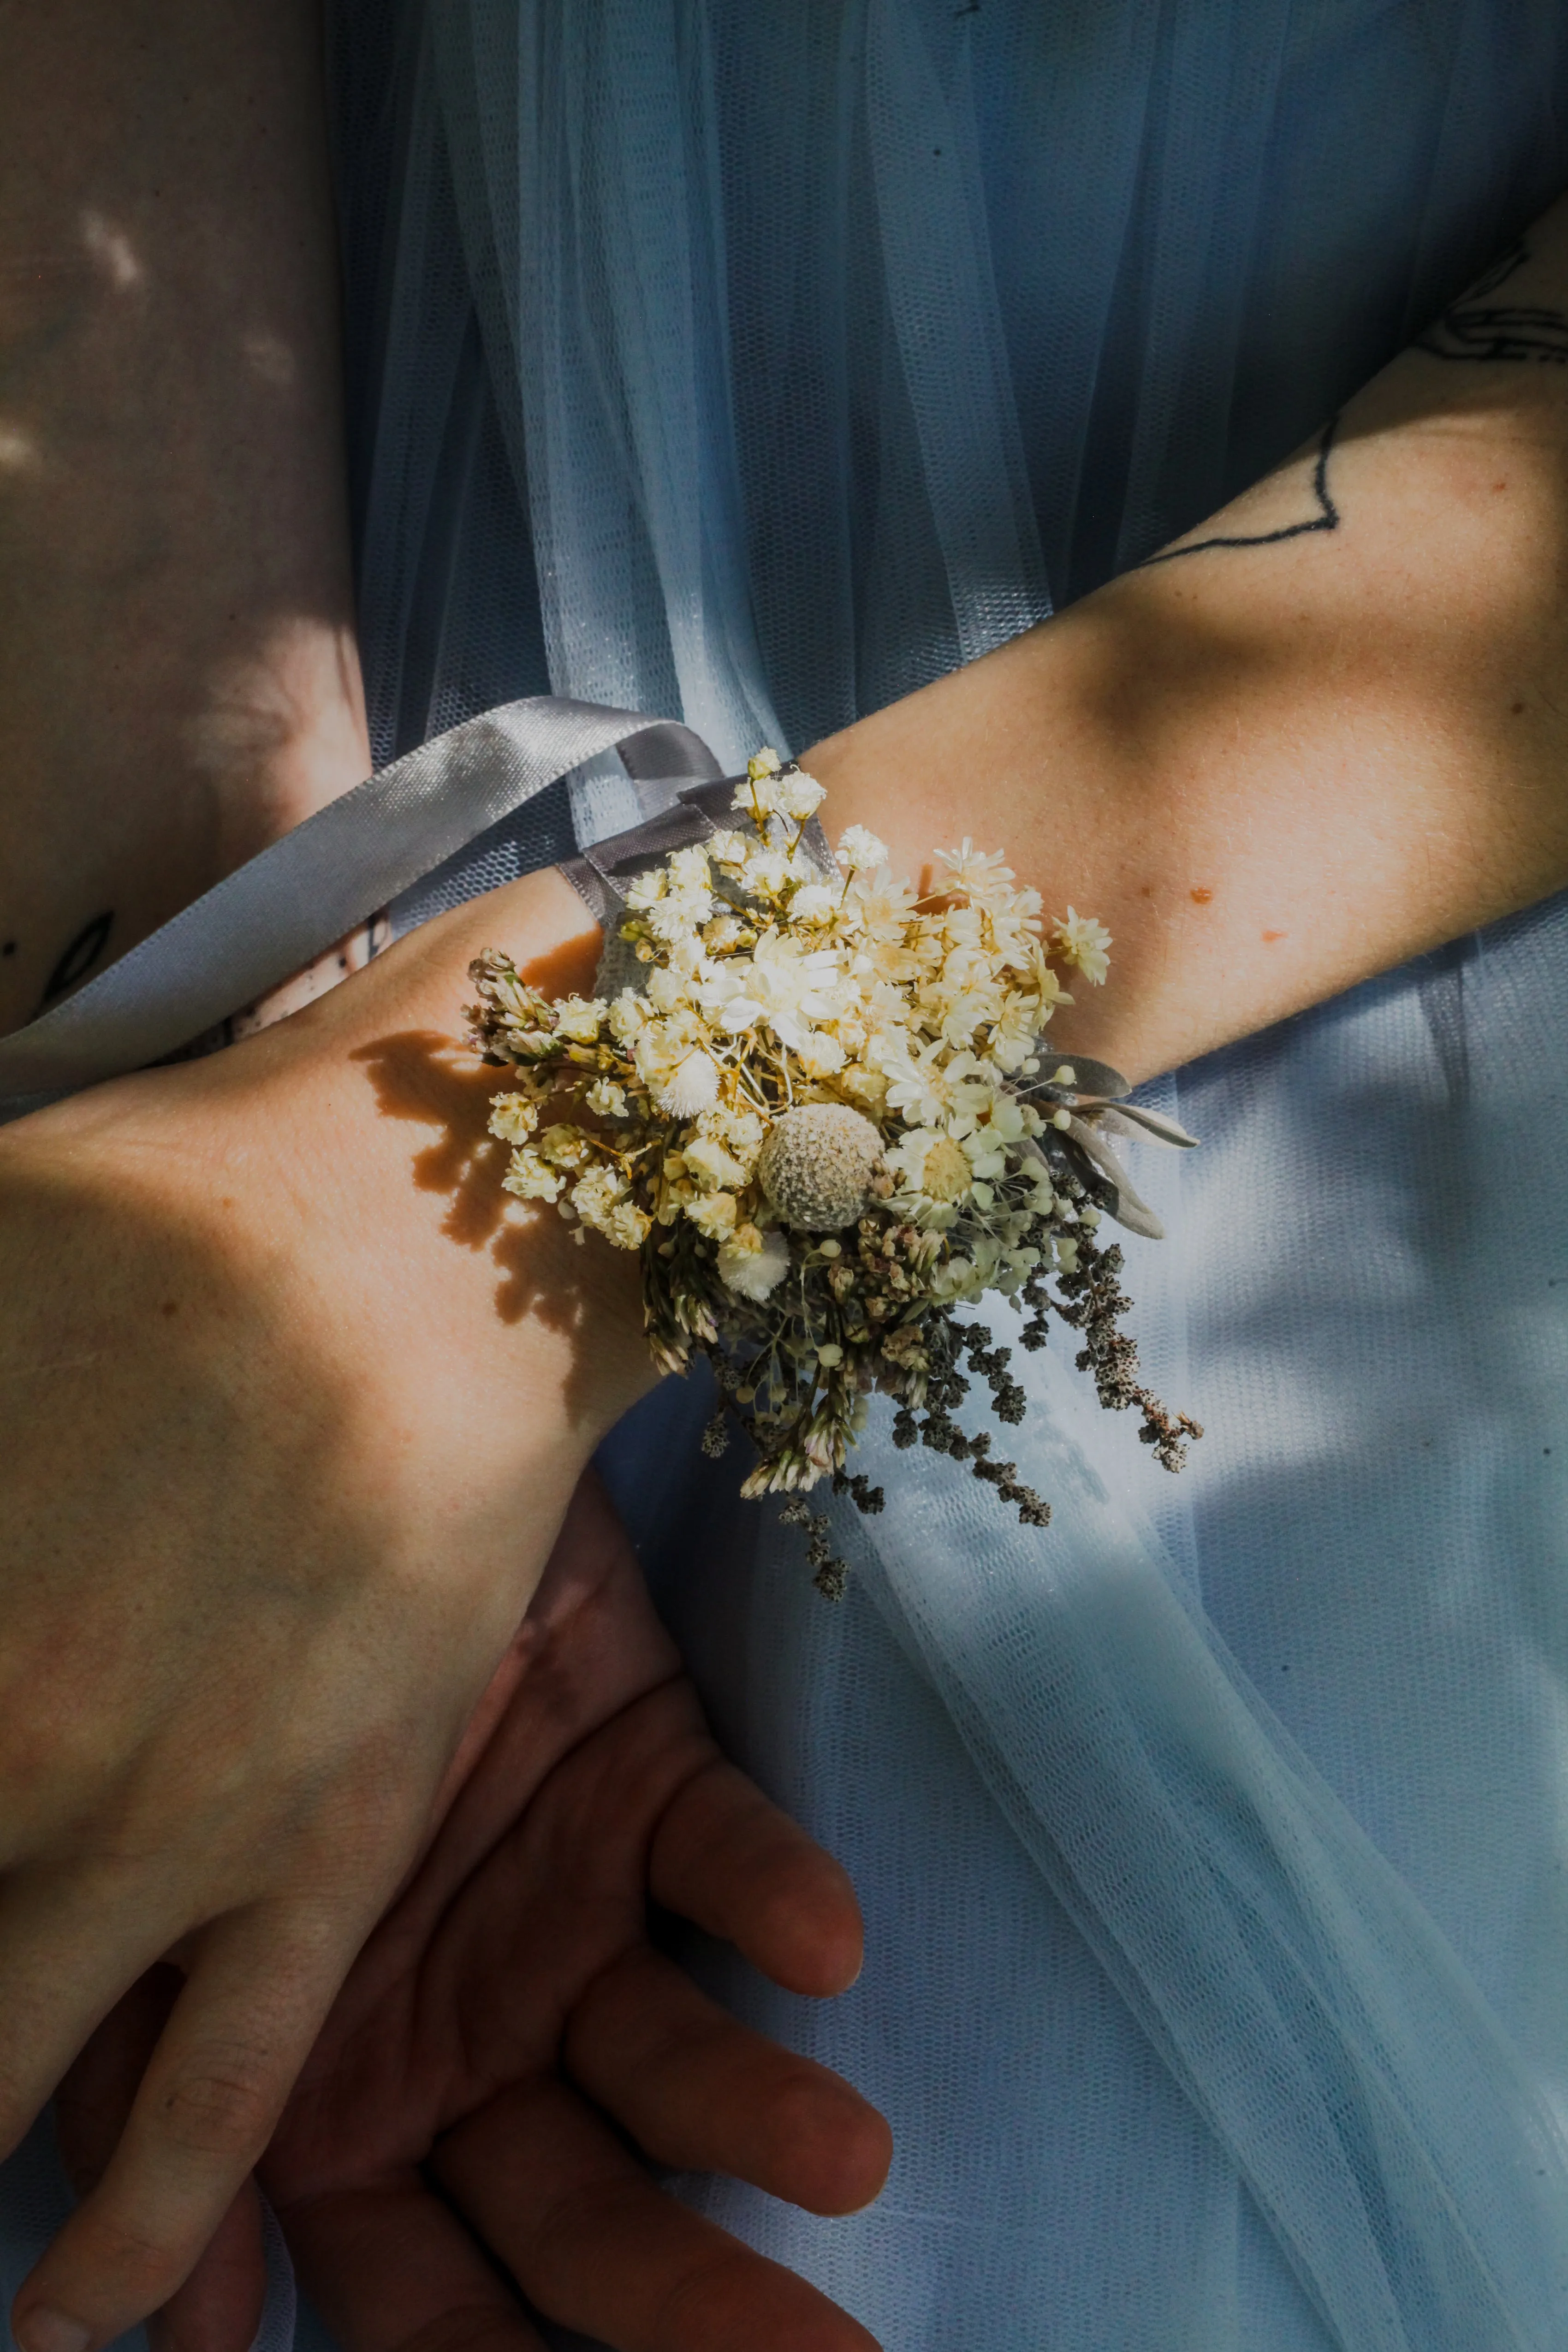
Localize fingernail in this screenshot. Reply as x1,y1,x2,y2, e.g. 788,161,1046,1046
15,2307,93,2352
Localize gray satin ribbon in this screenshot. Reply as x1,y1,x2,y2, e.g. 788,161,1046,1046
0,697,720,1113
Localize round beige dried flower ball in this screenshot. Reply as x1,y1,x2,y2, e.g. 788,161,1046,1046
758,1103,885,1231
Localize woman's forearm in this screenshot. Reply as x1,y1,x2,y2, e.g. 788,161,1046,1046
0,0,367,1039
807,190,1568,1084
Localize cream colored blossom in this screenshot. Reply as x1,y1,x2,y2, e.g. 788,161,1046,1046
488,1092,539,1144
789,882,836,925
718,1223,791,1301
1052,907,1112,986
683,1135,748,1191
586,1078,628,1119
653,1048,721,1117
607,991,648,1045
502,1148,564,1203
571,1165,630,1231
686,1190,739,1240
837,824,888,872
552,994,608,1044
539,1123,594,1170
604,1200,652,1250
773,767,827,821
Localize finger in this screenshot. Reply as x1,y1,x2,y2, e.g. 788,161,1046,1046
14,1903,353,2352
649,1758,865,1997
54,1969,181,2198
54,1972,267,2352
146,2181,267,2352
280,2174,547,2352
435,2077,882,2352
565,1946,891,2216
0,1873,190,2172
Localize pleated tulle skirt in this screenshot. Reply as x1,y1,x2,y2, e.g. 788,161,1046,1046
9,5,1568,2348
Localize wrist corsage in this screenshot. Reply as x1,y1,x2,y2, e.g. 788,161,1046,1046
467,751,1200,1597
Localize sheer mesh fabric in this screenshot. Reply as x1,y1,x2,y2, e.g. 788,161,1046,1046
7,6,1568,2349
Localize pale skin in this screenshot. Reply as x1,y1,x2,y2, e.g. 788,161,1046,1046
4,3,1568,2349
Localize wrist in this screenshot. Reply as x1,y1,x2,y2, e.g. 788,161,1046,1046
23,865,654,1537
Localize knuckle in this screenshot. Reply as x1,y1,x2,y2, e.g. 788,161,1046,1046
156,2049,277,2159
79,2214,186,2305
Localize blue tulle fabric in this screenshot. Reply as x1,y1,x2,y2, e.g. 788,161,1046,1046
329,6,1568,2347
7,6,1568,2349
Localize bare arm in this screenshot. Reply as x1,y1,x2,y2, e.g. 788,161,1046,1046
0,0,366,1034
805,203,1568,1081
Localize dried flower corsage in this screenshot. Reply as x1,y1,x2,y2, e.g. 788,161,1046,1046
466,750,1201,1597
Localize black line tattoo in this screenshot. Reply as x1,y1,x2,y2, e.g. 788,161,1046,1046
1416,240,1568,366
40,909,113,1009
1137,414,1341,569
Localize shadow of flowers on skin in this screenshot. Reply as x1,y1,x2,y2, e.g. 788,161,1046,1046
350,1028,575,1331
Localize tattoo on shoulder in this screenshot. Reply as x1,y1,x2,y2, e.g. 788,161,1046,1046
39,910,113,1010
1137,414,1340,570
1417,240,1568,366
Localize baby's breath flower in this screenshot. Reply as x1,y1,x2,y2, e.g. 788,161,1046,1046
1052,906,1112,986
687,1191,739,1240
773,768,827,820
586,1077,628,1119
502,1147,564,1203
604,1200,653,1250
837,824,889,871
789,882,836,925
488,1092,540,1144
607,994,648,1045
539,1123,594,1170
572,1165,630,1231
683,1135,748,1190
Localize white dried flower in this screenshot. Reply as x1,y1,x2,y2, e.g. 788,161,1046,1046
655,1048,721,1117
889,1126,973,1206
586,1078,628,1119
607,992,648,1045
1052,906,1112,986
837,824,888,871
790,882,835,925
683,1135,748,1190
604,1200,652,1249
718,1223,791,1300
552,994,608,1043
488,1093,539,1144
502,1148,564,1203
572,1165,630,1230
758,1103,885,1231
687,1190,739,1240
774,767,827,820
538,1123,594,1170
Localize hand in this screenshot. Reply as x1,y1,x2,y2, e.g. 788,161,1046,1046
56,1473,891,2352
1,873,657,2352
